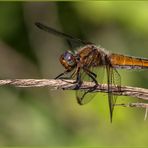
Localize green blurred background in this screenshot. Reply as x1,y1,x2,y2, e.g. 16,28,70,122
0,1,147,146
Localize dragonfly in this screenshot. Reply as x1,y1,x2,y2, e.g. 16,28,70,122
35,22,148,122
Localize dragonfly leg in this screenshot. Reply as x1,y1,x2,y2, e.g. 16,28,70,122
55,74,67,79
55,69,71,79
73,67,83,90
55,68,82,90
86,69,97,78
84,68,98,91
74,73,82,89
55,72,66,79
77,68,98,105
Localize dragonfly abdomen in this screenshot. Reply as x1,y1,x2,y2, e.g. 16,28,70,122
110,53,148,69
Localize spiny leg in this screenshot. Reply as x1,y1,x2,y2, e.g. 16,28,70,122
55,69,77,81
73,67,82,89
55,67,82,90
84,68,98,91
55,70,69,79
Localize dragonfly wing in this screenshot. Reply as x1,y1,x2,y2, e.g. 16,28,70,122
106,65,121,122
35,22,93,46
76,67,97,105
76,66,105,105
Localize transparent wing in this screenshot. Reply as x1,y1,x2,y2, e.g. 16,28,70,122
92,66,105,84
76,66,105,105
76,67,96,105
106,65,121,122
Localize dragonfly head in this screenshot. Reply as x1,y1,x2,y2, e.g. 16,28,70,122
60,51,77,71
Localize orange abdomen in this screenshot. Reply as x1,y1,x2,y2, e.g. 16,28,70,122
110,53,148,69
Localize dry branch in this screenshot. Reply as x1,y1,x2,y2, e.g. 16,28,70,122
115,102,148,120
115,103,148,108
0,79,148,101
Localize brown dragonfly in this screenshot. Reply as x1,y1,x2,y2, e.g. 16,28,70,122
35,22,148,122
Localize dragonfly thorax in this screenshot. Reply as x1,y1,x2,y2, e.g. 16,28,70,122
60,51,77,71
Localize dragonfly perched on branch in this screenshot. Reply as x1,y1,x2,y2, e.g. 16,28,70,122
35,22,148,122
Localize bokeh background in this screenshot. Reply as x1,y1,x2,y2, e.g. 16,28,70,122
0,1,148,146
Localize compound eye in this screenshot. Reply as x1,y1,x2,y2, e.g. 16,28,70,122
64,51,75,66
64,52,71,60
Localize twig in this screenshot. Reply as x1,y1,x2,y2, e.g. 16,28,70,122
114,103,148,108
0,79,148,101
144,108,148,120
115,102,148,120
